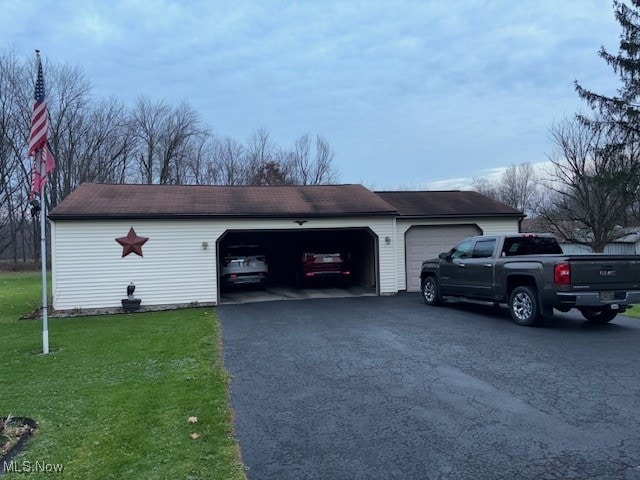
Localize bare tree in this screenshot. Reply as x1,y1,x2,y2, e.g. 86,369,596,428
76,97,135,185
499,163,540,215
0,49,35,261
158,101,204,184
249,159,293,186
245,127,278,185
292,133,312,184
539,117,640,252
290,134,339,185
312,135,339,184
471,163,540,215
573,0,640,226
269,147,295,185
183,131,216,185
45,62,93,206
471,177,500,201
130,96,170,184
212,136,246,185
0,50,344,261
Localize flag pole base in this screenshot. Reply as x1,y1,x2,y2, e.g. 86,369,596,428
42,329,49,354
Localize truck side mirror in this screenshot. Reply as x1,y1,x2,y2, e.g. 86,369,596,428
439,252,450,261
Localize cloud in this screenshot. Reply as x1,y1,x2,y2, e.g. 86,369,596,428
0,0,623,189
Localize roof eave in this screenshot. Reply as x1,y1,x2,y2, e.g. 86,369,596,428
395,213,524,219
48,211,399,221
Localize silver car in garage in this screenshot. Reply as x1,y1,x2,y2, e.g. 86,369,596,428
221,245,268,288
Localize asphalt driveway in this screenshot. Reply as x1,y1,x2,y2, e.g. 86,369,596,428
218,294,640,480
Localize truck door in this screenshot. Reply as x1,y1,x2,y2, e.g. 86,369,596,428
439,239,473,295
463,238,498,297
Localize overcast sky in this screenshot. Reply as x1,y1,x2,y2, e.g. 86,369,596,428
1,0,622,190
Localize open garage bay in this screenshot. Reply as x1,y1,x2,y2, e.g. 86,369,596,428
218,228,377,303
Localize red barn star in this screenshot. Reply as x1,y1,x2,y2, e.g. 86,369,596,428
116,227,149,258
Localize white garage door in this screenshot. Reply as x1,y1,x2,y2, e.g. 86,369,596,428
405,225,482,292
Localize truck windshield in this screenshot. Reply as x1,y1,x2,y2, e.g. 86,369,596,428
502,237,563,256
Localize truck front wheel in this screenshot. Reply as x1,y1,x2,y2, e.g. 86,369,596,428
508,286,543,326
421,276,442,306
579,307,618,324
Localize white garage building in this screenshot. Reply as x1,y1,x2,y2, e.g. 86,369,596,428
49,183,522,310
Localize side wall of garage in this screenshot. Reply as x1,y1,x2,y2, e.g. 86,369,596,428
51,216,397,310
51,219,219,310
394,217,520,292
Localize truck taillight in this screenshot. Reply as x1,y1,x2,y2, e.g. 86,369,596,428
554,263,571,285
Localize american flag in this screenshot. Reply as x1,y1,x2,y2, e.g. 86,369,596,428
29,52,55,198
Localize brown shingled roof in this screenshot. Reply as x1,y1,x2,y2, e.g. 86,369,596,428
49,183,398,220
375,190,523,218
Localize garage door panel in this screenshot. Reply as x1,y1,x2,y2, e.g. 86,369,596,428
405,225,481,292
407,245,426,255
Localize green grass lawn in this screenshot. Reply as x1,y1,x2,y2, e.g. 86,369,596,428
625,304,640,319
0,272,245,479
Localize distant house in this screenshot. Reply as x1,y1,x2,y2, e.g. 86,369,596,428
521,218,640,254
604,230,640,254
560,228,640,255
48,183,523,310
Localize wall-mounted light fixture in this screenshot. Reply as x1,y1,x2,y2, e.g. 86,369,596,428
294,220,308,225
385,236,391,244
202,241,208,250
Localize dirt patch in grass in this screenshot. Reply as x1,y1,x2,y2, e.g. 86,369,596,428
1,416,37,470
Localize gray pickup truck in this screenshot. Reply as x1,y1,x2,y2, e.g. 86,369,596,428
420,233,640,326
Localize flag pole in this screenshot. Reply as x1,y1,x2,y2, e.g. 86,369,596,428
35,49,49,355
30,49,53,354
37,147,49,355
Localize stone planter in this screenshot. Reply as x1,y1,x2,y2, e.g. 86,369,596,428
121,298,141,312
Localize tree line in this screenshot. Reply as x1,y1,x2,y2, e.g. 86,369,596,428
4,1,640,262
473,1,640,253
0,49,338,263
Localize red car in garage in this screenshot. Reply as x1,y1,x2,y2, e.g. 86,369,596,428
298,251,351,287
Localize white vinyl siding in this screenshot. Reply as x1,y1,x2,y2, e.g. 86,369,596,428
51,214,520,309
604,243,639,255
52,220,218,310
561,242,640,255
51,216,396,310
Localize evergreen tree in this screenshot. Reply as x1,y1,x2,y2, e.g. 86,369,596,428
575,0,640,136
542,1,640,248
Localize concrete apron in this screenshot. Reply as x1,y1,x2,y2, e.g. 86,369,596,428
220,285,376,304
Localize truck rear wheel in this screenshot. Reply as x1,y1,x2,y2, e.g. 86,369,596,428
508,286,543,326
421,276,442,306
579,307,618,324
